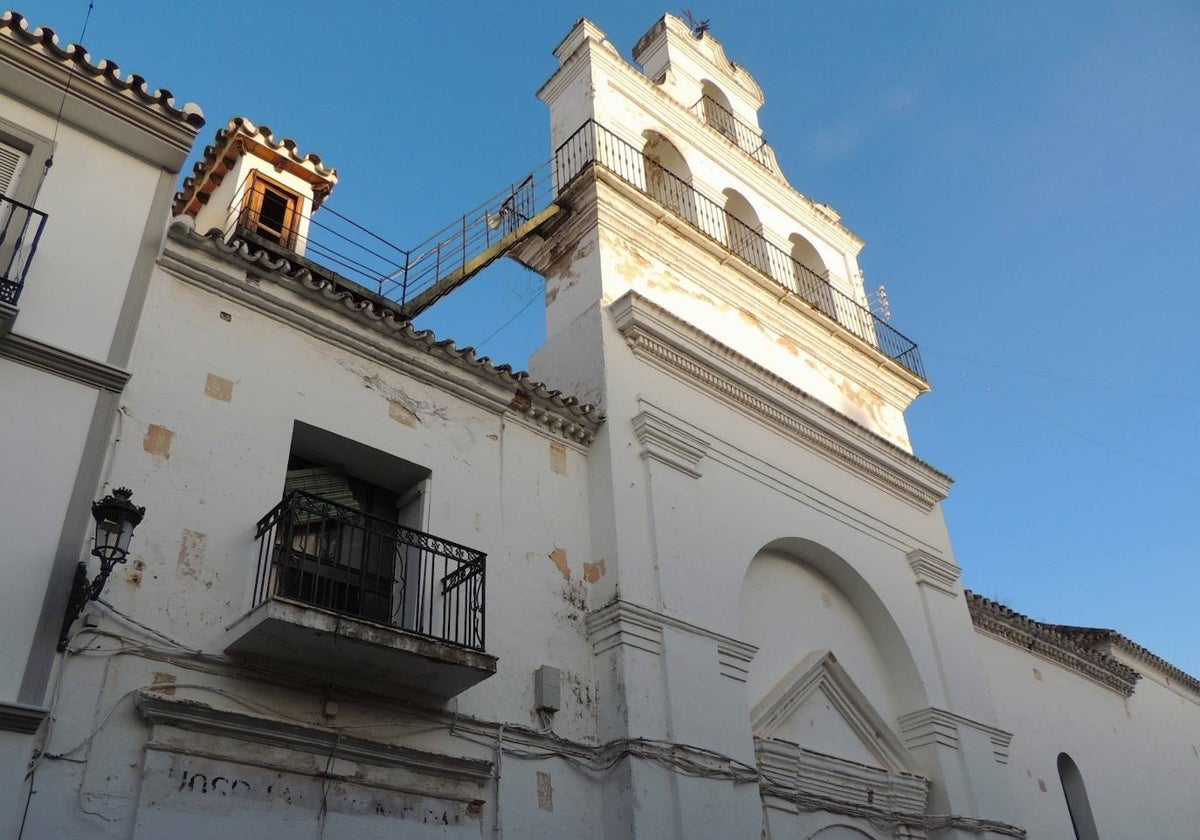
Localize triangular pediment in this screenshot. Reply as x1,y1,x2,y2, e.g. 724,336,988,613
750,650,919,775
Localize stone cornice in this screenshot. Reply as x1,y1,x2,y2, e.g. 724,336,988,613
591,170,926,399
896,706,1013,765
585,599,758,682
609,291,951,510
906,548,963,597
137,692,492,784
632,403,711,477
966,592,1140,697
0,700,47,734
0,330,129,392
160,224,602,446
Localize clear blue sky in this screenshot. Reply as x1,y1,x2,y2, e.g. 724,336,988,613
20,2,1199,674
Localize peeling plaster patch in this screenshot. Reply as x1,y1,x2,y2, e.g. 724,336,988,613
550,441,567,475
536,772,553,811
1037,779,1047,793
152,672,177,696
583,558,606,583
388,400,418,427
1032,668,1042,682
204,373,234,402
545,286,559,306
219,311,232,322
837,378,887,427
738,308,762,328
549,548,571,581
178,530,207,580
143,424,174,460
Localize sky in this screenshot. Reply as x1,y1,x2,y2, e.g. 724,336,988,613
18,1,1200,675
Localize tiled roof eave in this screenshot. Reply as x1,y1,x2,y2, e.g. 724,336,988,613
164,221,603,444
173,116,338,217
1,11,204,128
966,592,1140,697
1046,625,1200,697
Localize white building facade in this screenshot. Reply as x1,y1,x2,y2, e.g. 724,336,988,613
2,11,1197,840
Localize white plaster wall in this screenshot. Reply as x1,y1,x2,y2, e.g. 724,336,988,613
14,255,611,839
0,94,164,360
740,550,903,725
95,266,599,731
0,358,96,699
976,632,1200,840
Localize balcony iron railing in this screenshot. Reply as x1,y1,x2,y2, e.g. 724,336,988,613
554,120,926,380
253,490,487,651
0,195,48,306
693,95,772,169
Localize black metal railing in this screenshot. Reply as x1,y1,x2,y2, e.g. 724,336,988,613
0,195,48,306
693,95,771,169
554,120,926,380
253,490,487,651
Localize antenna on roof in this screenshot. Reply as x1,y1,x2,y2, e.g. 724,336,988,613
42,0,96,193
682,9,710,38
869,285,892,322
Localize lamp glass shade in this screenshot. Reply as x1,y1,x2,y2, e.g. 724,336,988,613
95,515,134,556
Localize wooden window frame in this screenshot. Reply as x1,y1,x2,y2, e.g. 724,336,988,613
244,171,301,250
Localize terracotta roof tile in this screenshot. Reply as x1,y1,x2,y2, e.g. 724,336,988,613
965,591,1140,696
173,116,337,217
1,11,204,127
1047,624,1200,697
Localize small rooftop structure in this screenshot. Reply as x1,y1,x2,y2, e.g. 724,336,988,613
174,116,337,258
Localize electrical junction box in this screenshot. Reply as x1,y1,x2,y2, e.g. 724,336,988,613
534,665,561,713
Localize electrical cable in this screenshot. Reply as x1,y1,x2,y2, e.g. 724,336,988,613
38,0,95,197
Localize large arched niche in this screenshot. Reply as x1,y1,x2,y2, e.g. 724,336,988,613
738,538,926,723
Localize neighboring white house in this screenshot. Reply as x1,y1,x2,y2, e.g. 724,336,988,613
2,11,1196,840
0,10,203,835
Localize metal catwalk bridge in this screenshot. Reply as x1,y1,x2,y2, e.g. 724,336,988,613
232,122,924,379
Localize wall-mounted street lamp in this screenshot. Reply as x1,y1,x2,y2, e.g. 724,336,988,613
57,487,145,651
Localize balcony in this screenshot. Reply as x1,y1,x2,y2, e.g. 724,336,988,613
0,195,48,330
693,94,772,169
226,490,496,699
553,121,926,381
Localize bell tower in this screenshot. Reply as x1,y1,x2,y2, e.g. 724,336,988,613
513,14,1013,840
523,14,928,452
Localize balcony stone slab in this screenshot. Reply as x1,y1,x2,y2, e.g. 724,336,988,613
225,597,497,700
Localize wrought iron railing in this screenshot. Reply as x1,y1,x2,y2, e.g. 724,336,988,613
693,95,772,169
554,120,926,380
253,490,486,651
0,195,48,306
